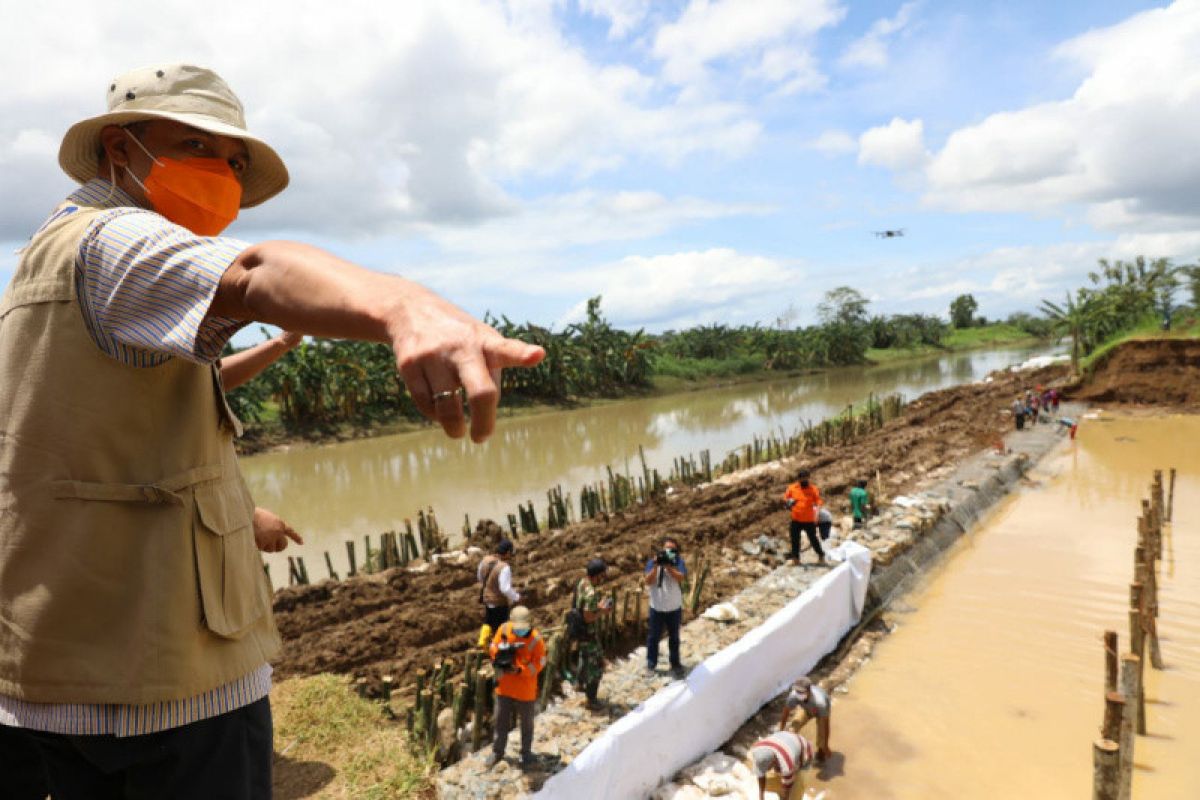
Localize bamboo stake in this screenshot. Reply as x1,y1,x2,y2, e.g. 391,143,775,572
1101,691,1124,742
1128,607,1146,735
1104,631,1118,693
324,551,339,581
1167,467,1176,522
472,668,489,752
345,540,357,576
1093,739,1121,800
1118,654,1139,800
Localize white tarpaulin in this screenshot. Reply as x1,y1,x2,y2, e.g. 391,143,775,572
536,542,873,800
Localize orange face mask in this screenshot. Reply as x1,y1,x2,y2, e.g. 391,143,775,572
124,130,242,236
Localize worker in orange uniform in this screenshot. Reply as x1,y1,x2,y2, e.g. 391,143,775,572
485,606,546,770
783,469,825,565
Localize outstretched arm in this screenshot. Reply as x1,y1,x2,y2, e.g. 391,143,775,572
220,331,302,390
210,241,545,442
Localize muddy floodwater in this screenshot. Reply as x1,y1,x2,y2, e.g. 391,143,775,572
806,415,1200,799
244,345,1054,578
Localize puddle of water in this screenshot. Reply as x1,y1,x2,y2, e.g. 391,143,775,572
804,415,1200,799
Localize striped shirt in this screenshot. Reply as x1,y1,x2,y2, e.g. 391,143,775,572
750,731,813,787
69,178,249,367
0,180,269,736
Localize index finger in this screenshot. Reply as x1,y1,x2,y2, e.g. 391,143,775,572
285,526,304,545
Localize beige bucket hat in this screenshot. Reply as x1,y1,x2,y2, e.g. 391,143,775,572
58,64,288,208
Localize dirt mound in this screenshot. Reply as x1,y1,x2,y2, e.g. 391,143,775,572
270,363,1067,694
1071,338,1200,407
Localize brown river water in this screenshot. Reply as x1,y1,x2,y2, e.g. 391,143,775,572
245,345,1055,578
803,414,1200,799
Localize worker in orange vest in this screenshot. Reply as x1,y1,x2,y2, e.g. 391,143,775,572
782,469,825,565
485,606,546,770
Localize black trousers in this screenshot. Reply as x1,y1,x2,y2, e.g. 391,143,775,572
485,604,511,630
0,723,49,800
17,697,272,800
789,520,824,559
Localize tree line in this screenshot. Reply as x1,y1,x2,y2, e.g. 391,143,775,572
226,286,1051,433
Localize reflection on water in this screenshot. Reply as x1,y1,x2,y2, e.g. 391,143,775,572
246,345,1056,576
807,415,1200,799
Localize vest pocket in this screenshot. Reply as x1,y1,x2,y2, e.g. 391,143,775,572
194,482,266,639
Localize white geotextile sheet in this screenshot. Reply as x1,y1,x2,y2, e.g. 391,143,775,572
536,542,873,800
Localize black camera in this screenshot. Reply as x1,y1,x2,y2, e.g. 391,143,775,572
492,641,522,672
655,550,674,566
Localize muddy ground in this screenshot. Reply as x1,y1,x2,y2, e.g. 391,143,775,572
1069,337,1200,408
269,360,1068,696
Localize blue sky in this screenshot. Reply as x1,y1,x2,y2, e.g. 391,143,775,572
2,0,1194,342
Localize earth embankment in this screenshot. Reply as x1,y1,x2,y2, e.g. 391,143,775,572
269,362,1067,693
1071,337,1200,407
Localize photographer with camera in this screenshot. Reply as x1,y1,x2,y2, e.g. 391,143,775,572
643,537,688,678
485,606,545,770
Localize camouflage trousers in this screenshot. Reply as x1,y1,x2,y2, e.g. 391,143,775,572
564,639,604,701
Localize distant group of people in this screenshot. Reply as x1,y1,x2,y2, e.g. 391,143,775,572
1012,386,1060,430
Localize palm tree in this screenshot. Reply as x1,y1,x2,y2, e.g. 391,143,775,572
1040,292,1091,373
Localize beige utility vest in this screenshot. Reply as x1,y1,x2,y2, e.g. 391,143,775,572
479,555,509,607
0,201,280,704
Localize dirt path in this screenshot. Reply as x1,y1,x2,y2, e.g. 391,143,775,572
269,362,1067,695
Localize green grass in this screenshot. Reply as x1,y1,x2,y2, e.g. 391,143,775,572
650,353,766,382
941,323,1036,348
272,674,435,799
866,323,1040,364
1079,314,1200,374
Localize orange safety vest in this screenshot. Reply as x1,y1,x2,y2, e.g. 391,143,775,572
783,483,822,523
489,623,546,702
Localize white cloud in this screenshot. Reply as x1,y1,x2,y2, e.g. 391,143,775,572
858,117,928,171
652,0,845,92
839,2,918,70
923,1,1200,233
808,129,857,156
556,248,800,328
577,0,651,39
0,0,762,240
418,190,772,257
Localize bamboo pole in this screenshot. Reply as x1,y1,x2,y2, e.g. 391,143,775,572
472,668,489,752
1104,631,1118,693
1118,654,1140,800
345,540,357,576
324,551,338,581
1093,739,1121,800
1128,608,1146,735
1167,467,1176,522
1101,691,1124,742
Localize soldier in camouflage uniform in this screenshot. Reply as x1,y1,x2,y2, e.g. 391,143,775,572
569,558,611,708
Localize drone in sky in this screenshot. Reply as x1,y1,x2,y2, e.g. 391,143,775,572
873,229,906,239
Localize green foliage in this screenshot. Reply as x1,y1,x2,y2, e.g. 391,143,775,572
868,313,948,349
1041,255,1177,371
949,294,979,328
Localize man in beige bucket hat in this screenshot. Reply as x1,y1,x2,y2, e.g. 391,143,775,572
0,64,544,799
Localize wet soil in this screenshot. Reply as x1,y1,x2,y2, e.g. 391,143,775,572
1070,338,1200,408
269,363,1067,694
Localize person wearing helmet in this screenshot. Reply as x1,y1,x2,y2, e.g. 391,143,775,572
485,606,545,771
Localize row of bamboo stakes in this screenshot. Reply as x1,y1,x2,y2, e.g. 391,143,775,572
397,556,713,763
1092,467,1175,800
270,507,447,588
